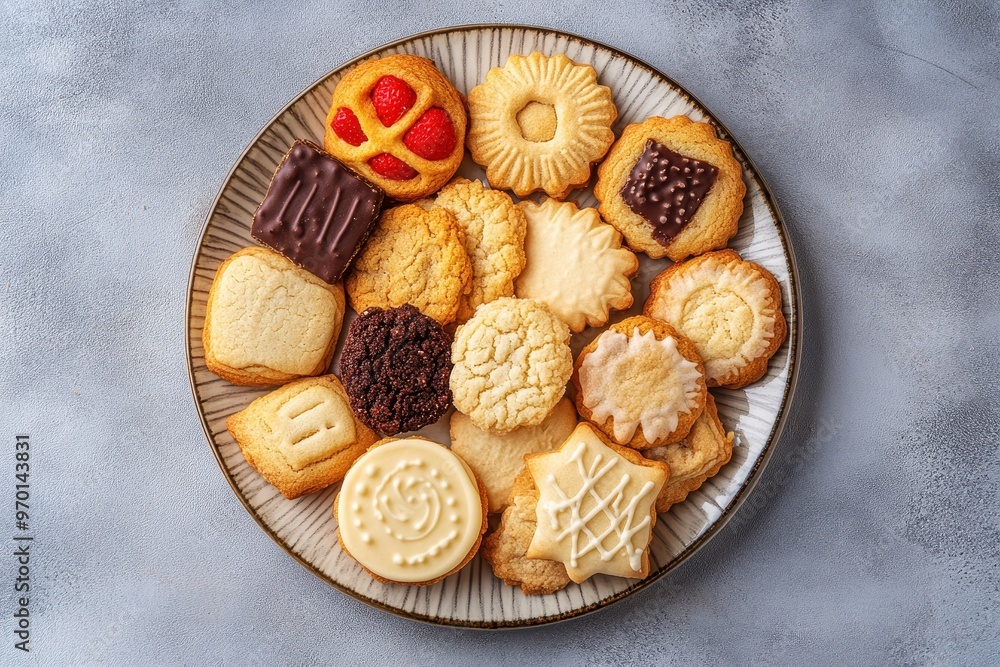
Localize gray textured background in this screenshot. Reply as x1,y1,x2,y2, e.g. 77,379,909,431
1,0,998,664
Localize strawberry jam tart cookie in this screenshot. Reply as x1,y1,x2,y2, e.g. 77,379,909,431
594,115,745,261
466,52,617,199
335,436,488,585
325,54,467,201
644,249,787,388
573,316,707,450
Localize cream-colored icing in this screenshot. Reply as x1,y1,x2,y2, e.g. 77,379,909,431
579,328,702,443
337,439,482,583
267,384,356,471
528,425,663,581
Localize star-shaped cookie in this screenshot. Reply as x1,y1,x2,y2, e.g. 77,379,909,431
526,423,668,582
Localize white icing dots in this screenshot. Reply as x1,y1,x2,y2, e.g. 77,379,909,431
336,439,483,583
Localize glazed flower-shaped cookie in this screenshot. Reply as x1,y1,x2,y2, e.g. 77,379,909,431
466,52,617,199
594,115,746,261
573,316,707,449
644,249,787,388
417,178,527,323
450,298,572,434
644,392,733,513
324,54,467,201
514,198,638,332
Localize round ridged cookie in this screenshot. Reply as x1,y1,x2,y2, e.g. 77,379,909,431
514,198,638,332
450,298,573,434
573,316,707,450
644,249,787,388
466,52,617,199
334,436,488,586
416,178,527,324
644,392,733,513
450,397,577,513
345,204,471,325
594,115,745,261
324,54,467,201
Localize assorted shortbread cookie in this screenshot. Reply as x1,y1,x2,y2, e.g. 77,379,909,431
525,423,668,582
450,297,573,433
644,249,787,388
334,436,488,585
324,54,467,201
573,316,707,449
227,375,378,499
644,393,734,512
515,198,638,332
416,178,527,323
203,247,345,386
201,50,788,594
595,115,746,261
450,397,577,513
345,203,472,325
466,52,617,198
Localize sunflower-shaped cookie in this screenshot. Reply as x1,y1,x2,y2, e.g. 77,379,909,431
515,198,637,332
466,52,617,199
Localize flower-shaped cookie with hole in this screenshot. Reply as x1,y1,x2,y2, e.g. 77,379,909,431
324,54,467,201
466,52,617,199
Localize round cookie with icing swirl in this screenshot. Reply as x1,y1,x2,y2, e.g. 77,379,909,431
334,437,488,585
572,316,707,450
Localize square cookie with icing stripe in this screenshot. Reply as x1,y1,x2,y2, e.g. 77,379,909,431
227,375,377,499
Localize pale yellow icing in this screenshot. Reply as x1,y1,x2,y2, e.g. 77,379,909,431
337,439,482,583
579,328,702,443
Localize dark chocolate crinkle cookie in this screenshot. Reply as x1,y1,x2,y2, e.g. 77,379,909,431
340,304,453,435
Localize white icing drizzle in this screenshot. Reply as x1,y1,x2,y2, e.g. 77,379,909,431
538,442,655,571
579,328,702,442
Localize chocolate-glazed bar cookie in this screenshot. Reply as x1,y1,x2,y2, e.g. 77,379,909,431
252,141,384,284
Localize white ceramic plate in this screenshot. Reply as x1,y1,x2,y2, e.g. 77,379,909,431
186,25,800,628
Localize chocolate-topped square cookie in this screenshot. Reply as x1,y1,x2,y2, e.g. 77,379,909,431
594,116,745,262
252,141,384,284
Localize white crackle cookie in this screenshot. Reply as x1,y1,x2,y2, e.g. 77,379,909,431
644,249,787,388
227,375,378,499
203,247,345,386
594,115,745,261
525,422,668,582
450,397,577,513
573,316,707,450
482,468,571,595
466,52,617,199
644,392,733,513
416,178,527,323
514,198,638,332
450,298,573,434
334,436,488,586
345,204,472,325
